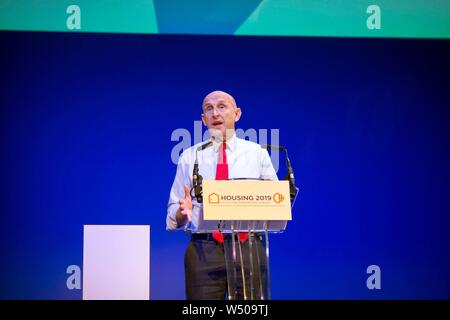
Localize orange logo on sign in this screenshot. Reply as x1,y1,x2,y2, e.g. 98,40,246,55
273,192,284,204
209,192,220,204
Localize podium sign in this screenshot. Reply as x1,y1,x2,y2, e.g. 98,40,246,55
202,180,292,221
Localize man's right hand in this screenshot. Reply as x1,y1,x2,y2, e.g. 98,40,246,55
176,185,192,226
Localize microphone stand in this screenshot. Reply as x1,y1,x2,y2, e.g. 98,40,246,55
192,141,213,203
261,144,299,204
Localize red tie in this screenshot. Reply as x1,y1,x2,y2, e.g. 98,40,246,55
213,142,248,244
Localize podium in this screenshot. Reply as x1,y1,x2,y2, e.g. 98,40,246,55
187,179,296,300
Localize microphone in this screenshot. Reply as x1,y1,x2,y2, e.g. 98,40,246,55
197,140,213,152
261,144,298,202
192,141,213,203
260,144,285,152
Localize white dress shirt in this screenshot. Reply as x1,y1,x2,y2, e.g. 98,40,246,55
166,134,278,231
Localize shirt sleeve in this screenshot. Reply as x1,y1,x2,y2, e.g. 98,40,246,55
260,148,279,181
166,155,191,231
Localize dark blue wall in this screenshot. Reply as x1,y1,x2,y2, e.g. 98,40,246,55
1,31,449,299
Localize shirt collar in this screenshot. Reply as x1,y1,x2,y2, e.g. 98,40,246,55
211,132,237,153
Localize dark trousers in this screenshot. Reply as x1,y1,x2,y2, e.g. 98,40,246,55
184,235,266,300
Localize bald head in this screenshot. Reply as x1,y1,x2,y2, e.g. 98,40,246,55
201,90,242,141
202,90,237,111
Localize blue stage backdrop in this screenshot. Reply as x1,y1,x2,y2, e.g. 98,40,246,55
0,31,449,299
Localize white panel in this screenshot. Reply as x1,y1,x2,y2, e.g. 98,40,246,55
83,225,150,300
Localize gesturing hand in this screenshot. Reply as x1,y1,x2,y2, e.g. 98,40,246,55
178,185,193,222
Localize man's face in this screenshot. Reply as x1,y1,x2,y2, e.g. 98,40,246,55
201,91,241,140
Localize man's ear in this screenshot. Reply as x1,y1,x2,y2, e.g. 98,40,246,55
201,114,207,126
235,108,242,122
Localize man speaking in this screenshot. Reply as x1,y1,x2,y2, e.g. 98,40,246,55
166,90,277,299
